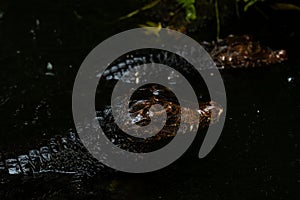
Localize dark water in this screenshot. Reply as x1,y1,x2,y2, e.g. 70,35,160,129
0,0,299,199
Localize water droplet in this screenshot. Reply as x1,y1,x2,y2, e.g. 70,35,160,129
45,72,55,76
287,77,294,83
153,91,159,95
36,19,40,28
46,62,53,70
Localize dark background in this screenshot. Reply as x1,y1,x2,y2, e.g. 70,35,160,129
0,0,299,199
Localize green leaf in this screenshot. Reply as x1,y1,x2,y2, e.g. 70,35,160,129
119,0,161,20
177,0,197,22
185,5,196,22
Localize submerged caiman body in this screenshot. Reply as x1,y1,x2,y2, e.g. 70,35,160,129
207,35,287,68
101,34,287,82
0,98,222,176
0,35,286,177
0,132,105,176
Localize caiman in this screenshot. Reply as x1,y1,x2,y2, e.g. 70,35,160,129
204,34,287,68
0,35,286,177
0,90,223,176
102,34,287,81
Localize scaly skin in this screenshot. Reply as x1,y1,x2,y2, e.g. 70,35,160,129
0,132,105,176
206,35,287,68
1,35,285,177
0,88,222,176
102,35,287,82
